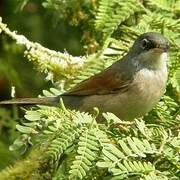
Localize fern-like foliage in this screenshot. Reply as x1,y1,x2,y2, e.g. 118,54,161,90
95,0,143,41
110,161,155,179
69,127,100,179
47,125,80,167
2,96,180,179
145,0,177,12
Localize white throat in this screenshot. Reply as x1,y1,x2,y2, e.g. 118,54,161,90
157,52,168,71
137,50,168,71
159,52,168,63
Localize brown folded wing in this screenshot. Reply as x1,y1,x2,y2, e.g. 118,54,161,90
63,63,131,96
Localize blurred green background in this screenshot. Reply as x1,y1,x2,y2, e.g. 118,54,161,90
0,0,83,100
0,0,83,169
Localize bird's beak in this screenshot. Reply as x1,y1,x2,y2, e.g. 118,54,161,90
152,44,169,54
156,43,170,52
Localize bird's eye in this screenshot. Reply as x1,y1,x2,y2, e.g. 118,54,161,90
141,38,156,50
141,39,149,49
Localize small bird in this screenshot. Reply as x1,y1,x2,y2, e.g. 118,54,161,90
0,32,169,121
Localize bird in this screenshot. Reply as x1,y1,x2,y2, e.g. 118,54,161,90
0,32,170,121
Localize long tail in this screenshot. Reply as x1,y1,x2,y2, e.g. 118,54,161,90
0,97,59,106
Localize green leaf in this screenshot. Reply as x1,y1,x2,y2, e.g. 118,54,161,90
96,161,113,168
24,111,41,121
172,69,180,92
118,140,132,156
106,144,126,159
16,124,38,134
102,149,119,162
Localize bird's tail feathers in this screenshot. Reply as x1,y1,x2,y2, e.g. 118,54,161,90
0,97,59,106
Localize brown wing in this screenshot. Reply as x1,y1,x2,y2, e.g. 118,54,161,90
63,61,132,96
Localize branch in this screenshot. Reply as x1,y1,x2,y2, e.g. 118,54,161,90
0,17,85,82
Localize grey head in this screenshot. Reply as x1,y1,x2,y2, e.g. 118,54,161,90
128,32,170,70
131,32,170,55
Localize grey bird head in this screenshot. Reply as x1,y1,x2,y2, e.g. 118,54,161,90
129,32,170,70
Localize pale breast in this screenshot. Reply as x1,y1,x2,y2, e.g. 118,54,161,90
100,68,168,120
120,68,167,119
